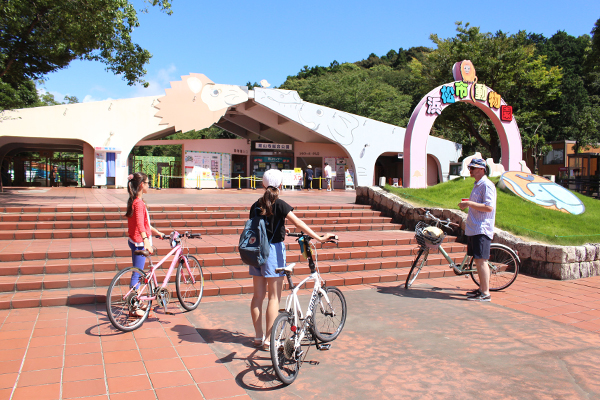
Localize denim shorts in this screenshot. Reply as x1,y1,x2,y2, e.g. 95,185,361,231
249,242,285,278
467,234,492,260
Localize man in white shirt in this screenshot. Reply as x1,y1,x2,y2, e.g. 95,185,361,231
324,163,332,191
458,158,496,302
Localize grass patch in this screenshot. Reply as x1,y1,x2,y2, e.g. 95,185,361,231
386,178,600,246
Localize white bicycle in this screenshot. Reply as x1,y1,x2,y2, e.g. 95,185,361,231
270,232,347,385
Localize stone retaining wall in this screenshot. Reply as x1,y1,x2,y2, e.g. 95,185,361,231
356,186,600,280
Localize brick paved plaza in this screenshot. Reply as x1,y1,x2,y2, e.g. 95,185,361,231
0,187,598,399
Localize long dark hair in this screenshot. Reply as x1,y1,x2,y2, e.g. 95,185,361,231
125,172,148,218
257,186,279,217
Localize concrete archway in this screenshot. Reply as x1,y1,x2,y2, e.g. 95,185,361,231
403,82,523,188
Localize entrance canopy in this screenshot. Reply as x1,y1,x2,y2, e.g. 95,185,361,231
0,73,461,187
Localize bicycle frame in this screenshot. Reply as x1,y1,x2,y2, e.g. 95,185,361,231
125,243,196,302
437,247,475,275
282,270,332,347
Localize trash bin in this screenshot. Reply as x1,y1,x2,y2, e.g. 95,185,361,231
379,177,386,187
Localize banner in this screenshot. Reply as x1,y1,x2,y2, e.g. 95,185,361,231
282,169,303,187
345,169,355,186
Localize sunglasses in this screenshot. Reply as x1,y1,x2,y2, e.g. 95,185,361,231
468,166,481,171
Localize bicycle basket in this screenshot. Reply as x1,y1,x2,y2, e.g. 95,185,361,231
414,222,445,249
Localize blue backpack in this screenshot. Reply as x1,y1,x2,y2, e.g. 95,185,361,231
239,206,280,267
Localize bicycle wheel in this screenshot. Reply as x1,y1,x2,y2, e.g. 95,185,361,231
176,255,204,311
312,287,347,342
270,312,300,385
470,244,520,291
405,249,427,289
106,267,152,332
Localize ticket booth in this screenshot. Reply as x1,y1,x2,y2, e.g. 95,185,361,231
94,147,122,187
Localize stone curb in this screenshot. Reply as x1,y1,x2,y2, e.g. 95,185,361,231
356,186,600,280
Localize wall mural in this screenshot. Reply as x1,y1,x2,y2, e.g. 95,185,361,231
403,60,524,188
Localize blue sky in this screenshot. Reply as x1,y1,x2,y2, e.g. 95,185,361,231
40,0,600,103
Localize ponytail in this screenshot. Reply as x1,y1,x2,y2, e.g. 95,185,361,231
257,186,279,217
125,172,148,218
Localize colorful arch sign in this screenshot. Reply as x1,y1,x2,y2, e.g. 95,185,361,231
403,60,523,188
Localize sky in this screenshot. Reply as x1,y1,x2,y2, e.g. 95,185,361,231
39,0,600,103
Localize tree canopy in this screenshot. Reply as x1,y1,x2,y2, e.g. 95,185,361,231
281,20,600,160
281,63,413,127
0,0,172,87
0,0,171,112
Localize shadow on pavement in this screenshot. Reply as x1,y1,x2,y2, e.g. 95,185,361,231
375,283,468,301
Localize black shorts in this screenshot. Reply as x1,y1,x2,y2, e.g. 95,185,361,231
466,234,491,260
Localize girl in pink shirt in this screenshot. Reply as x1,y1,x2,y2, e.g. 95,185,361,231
125,173,164,315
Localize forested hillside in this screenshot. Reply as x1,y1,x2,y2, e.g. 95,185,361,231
3,14,599,161
281,21,600,161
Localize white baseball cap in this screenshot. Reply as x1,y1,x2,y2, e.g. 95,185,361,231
262,169,283,188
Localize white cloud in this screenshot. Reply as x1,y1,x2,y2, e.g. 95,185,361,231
131,63,178,97
83,94,98,103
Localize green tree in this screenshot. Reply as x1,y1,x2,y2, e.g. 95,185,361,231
281,63,413,127
0,0,172,89
135,126,239,157
584,18,600,97
417,22,562,161
522,129,552,174
0,79,39,110
564,103,600,153
532,31,592,142
37,91,79,106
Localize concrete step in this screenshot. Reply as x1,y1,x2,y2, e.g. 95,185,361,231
0,216,395,238
0,233,465,275
0,204,374,220
0,203,374,213
0,257,468,309
0,203,467,309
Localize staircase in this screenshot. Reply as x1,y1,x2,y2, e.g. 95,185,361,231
0,203,467,309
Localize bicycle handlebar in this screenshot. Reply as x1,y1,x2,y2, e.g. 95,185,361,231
419,208,459,229
158,232,202,240
287,232,338,243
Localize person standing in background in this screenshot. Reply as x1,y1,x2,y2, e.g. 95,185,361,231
49,166,59,187
305,165,314,190
324,162,332,191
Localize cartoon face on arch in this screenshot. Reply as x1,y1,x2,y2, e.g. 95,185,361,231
298,103,358,145
200,83,249,111
452,60,477,83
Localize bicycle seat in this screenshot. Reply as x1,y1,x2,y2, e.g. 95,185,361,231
275,263,296,274
134,250,151,257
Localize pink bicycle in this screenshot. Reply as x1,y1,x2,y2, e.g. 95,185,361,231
106,231,204,332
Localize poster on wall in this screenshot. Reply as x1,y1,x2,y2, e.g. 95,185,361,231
221,153,231,183
95,152,105,174
183,151,230,188
335,160,346,183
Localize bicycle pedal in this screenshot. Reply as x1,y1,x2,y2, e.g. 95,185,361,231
317,343,331,351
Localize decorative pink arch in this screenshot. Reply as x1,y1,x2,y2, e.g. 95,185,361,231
403,82,523,188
